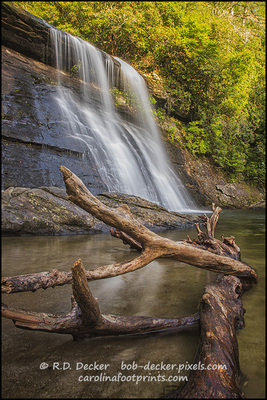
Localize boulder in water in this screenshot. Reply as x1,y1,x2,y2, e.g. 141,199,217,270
1,187,201,236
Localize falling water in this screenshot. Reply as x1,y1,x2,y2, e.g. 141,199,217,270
50,27,197,212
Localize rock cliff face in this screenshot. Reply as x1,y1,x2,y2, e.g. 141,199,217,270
2,45,108,193
165,139,264,209
1,3,50,65
2,3,122,194
1,4,264,236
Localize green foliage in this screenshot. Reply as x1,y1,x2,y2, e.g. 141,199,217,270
70,61,81,77
153,107,166,122
14,1,266,187
110,87,134,108
166,125,183,147
183,121,208,155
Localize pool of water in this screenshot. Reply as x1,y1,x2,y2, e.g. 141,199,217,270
1,210,265,398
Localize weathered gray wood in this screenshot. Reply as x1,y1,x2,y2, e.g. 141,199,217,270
1,258,200,340
1,168,257,295
164,275,245,399
1,167,256,398
60,166,257,280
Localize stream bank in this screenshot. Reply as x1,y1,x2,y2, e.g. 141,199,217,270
2,186,201,236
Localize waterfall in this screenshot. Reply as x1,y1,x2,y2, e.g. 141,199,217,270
49,27,198,212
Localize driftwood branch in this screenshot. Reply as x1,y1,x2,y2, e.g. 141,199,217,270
185,204,241,260
1,168,257,295
1,249,157,294
164,275,245,399
59,166,256,280
110,205,241,260
2,259,199,340
1,167,257,397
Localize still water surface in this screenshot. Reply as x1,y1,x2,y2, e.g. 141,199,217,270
1,210,265,398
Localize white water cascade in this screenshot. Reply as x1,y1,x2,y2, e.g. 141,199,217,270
50,27,198,212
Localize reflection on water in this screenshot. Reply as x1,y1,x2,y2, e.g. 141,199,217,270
1,210,265,398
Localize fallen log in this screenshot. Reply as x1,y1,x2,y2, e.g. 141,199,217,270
1,167,257,397
164,275,245,399
2,259,199,340
59,166,256,282
1,168,257,295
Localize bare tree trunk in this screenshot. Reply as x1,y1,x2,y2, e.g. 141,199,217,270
164,275,245,399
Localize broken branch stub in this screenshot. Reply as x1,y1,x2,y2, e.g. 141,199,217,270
71,259,103,327
184,204,241,261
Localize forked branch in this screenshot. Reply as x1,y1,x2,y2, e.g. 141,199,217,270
2,259,199,340
1,168,257,296
1,167,256,399
59,166,256,280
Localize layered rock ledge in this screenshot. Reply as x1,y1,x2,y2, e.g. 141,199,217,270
2,187,201,236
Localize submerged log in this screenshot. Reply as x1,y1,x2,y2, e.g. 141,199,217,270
164,275,245,399
2,259,199,340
